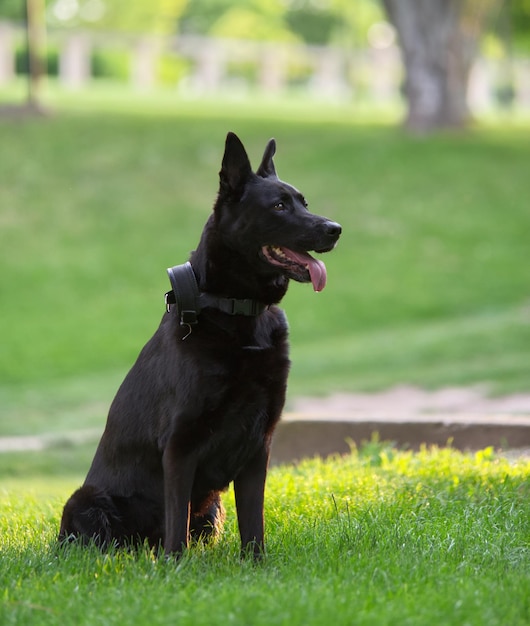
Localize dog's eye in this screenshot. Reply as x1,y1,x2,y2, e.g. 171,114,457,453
273,202,285,211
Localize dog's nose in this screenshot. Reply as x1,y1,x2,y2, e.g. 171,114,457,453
324,221,342,238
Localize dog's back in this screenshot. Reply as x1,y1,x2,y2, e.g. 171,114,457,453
60,133,340,556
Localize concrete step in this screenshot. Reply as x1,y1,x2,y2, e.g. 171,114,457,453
270,412,530,465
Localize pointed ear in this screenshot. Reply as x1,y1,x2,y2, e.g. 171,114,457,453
219,132,252,195
256,138,277,178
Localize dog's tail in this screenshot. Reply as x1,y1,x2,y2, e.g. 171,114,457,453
58,485,124,549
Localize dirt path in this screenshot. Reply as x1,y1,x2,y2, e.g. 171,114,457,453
291,385,530,418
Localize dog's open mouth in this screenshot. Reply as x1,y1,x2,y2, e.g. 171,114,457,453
261,245,327,292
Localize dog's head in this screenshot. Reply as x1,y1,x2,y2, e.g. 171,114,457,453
215,132,341,292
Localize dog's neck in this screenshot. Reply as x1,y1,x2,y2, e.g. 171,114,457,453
165,262,269,331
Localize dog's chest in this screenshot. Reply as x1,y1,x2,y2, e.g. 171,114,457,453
189,340,288,491
201,342,286,434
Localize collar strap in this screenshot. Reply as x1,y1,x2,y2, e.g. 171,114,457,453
165,262,267,328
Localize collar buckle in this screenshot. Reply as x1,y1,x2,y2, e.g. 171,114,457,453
180,310,198,325
229,298,260,316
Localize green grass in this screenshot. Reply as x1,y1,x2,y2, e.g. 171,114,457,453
1,92,530,436
1,446,529,625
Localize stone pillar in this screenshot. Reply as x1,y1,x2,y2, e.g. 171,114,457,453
259,45,286,94
368,45,401,104
468,58,492,112
311,47,347,99
0,22,15,85
514,59,530,109
194,39,224,92
59,33,91,89
131,38,158,90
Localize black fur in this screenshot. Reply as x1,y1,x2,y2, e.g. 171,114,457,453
59,133,341,558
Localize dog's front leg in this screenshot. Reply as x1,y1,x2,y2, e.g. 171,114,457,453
234,445,270,559
162,434,198,556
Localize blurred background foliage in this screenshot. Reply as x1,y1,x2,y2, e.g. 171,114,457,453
2,0,529,129
1,0,530,442
0,0,527,49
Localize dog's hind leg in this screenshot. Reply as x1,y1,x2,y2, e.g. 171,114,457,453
190,491,225,542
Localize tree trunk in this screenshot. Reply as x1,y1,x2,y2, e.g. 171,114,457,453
25,0,45,110
382,0,492,132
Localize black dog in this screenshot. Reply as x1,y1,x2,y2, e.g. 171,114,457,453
59,132,341,558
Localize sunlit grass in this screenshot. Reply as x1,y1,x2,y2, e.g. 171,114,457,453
1,446,529,626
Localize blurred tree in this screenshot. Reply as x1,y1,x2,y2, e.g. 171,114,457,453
210,3,295,42
181,0,296,42
25,0,45,108
179,0,383,44
328,0,384,47
285,4,342,45
510,0,530,52
0,0,47,109
0,0,22,20
180,0,237,35
382,0,502,132
97,0,187,34
46,0,188,34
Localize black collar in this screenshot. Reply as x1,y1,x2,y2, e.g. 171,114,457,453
165,262,268,329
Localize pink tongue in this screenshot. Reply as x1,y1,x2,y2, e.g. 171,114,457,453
283,249,327,292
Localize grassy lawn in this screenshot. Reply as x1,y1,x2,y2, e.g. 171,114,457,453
1,92,530,437
1,445,529,626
